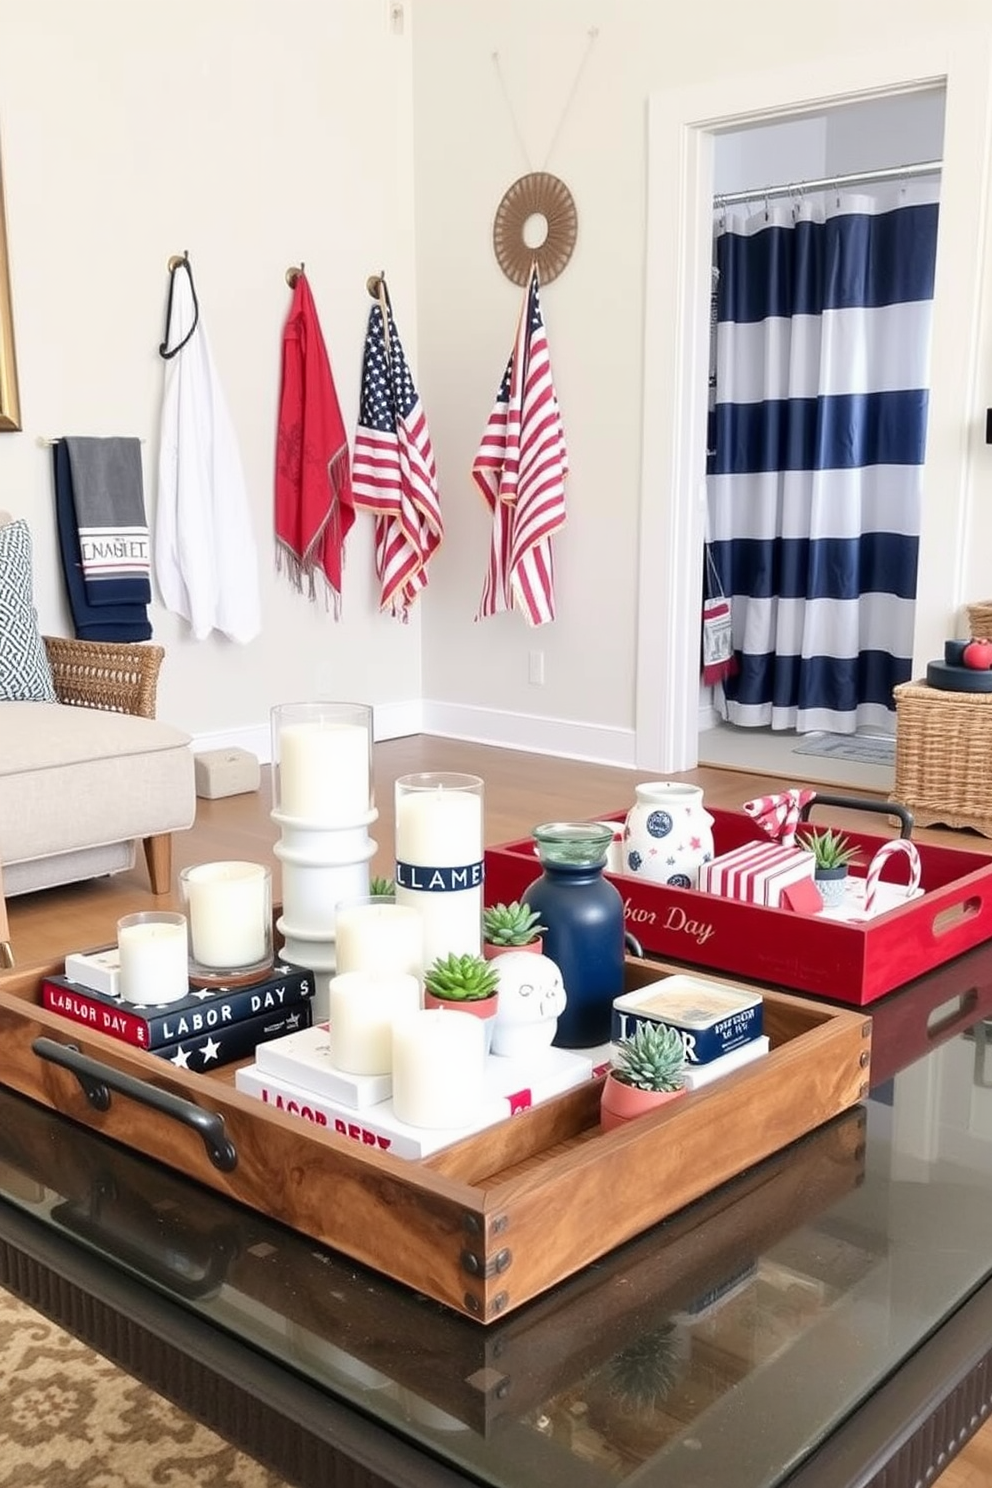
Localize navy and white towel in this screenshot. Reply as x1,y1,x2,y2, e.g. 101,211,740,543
63,436,152,607
53,438,152,641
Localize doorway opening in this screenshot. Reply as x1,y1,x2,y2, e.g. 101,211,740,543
700,89,945,788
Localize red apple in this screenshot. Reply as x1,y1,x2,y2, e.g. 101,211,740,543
962,638,992,669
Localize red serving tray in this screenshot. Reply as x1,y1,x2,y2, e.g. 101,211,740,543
484,807,992,1006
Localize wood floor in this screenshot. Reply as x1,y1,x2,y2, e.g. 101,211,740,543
5,734,992,1486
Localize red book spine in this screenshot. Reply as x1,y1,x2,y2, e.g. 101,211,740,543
41,981,150,1047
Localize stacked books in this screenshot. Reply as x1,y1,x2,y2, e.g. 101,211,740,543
611,973,769,1090
42,955,315,1072
236,1024,595,1159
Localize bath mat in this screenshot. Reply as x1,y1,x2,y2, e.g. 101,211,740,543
793,732,896,766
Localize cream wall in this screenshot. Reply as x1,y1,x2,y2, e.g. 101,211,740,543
0,0,422,754
2,2,992,770
414,0,645,764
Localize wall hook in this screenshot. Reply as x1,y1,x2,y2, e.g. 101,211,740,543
159,253,198,359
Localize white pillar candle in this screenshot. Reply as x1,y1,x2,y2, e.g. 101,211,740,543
117,913,189,1006
391,1008,487,1128
394,774,483,967
328,971,421,1075
273,702,371,823
181,861,271,970
334,898,424,979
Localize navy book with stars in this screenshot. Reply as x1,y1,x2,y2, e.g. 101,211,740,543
148,1001,313,1072
41,961,315,1052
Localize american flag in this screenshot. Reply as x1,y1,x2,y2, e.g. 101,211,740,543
472,265,568,626
352,285,442,620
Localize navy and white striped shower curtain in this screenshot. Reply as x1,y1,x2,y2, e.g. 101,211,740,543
706,183,939,733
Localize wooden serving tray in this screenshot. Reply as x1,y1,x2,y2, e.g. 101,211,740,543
0,957,870,1322
0,1081,866,1435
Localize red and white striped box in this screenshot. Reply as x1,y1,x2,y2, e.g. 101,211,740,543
754,848,817,908
699,842,815,908
699,843,775,899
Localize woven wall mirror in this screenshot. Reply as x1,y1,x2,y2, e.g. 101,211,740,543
492,172,578,286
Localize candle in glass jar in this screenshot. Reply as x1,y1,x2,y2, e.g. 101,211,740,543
117,912,189,1005
394,775,483,966
328,971,421,1075
278,722,370,822
391,1008,487,1128
334,898,423,979
181,861,271,970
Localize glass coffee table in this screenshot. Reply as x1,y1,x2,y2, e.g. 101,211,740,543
2,942,992,1488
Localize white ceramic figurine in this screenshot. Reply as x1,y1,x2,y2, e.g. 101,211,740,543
491,951,567,1059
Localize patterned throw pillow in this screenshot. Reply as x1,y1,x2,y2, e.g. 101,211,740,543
0,518,57,701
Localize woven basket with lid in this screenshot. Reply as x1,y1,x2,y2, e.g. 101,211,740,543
966,602,992,639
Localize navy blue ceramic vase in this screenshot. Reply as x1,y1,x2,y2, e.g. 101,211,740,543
523,822,626,1048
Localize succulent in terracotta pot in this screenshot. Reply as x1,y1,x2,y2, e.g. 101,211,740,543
423,952,501,1051
481,900,546,957
423,953,500,1006
601,1020,687,1131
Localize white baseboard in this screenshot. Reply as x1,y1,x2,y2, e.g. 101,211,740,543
191,700,424,761
191,700,636,769
420,700,637,768
190,722,273,759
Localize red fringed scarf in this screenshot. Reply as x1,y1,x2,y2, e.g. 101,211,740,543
275,272,354,612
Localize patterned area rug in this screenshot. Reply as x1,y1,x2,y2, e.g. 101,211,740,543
0,1284,291,1487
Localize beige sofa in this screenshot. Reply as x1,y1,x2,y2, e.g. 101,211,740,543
0,511,196,898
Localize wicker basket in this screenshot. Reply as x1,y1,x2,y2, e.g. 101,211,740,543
892,681,992,837
43,637,163,719
966,602,992,639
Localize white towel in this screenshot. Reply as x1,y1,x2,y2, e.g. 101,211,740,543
155,266,261,643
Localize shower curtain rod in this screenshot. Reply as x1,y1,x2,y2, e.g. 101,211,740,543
714,158,942,208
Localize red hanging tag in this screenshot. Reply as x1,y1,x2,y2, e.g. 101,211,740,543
701,594,737,685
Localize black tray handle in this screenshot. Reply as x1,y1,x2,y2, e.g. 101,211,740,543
798,792,914,840
32,1038,238,1173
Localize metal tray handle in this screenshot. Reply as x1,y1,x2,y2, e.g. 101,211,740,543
32,1037,238,1172
624,930,644,958
798,792,914,839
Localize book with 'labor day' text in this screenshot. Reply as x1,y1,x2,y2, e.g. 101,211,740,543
41,961,315,1050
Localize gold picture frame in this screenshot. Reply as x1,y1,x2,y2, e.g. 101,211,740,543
0,144,21,432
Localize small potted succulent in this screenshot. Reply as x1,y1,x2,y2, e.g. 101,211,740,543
481,900,546,959
423,953,500,1051
369,875,396,897
797,826,861,908
600,1020,687,1131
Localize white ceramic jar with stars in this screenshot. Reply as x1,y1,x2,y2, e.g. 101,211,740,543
622,782,715,888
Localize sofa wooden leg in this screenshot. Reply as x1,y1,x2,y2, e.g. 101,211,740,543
143,834,172,895
0,857,11,967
